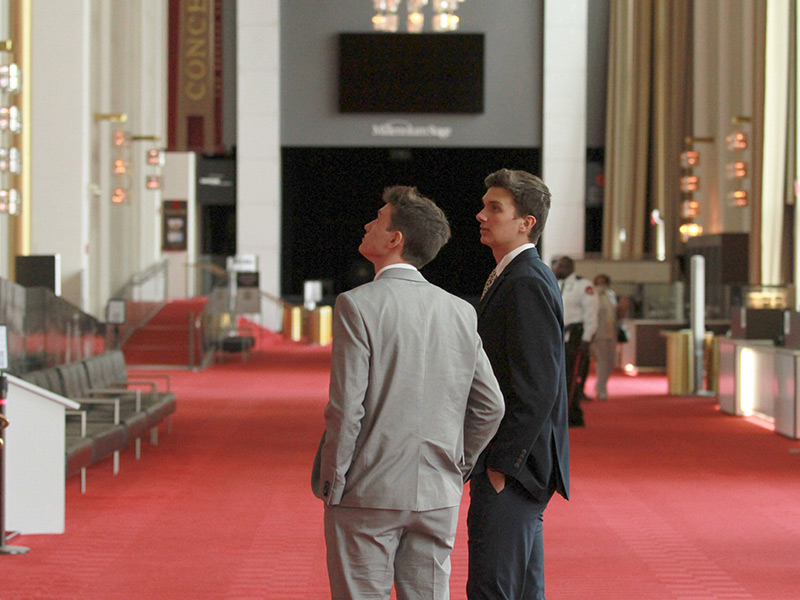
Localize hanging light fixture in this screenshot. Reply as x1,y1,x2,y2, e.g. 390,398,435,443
432,0,462,31
406,0,427,32
372,0,465,32
372,0,400,32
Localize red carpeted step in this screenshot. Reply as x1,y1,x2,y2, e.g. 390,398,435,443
122,297,208,366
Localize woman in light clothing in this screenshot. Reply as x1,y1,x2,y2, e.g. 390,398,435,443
591,274,618,400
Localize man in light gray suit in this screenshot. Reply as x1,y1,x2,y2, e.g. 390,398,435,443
312,186,504,600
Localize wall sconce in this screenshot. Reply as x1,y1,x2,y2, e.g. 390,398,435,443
113,157,129,175
0,147,20,174
110,129,133,204
727,116,751,151
725,116,750,208
0,63,20,94
679,222,703,241
725,161,747,179
146,148,165,166
680,150,699,168
680,175,699,193
112,129,130,147
679,137,711,220
0,105,21,133
726,131,747,151
727,190,748,207
0,188,20,214
111,187,128,204
93,113,130,206
131,136,165,192
680,199,700,218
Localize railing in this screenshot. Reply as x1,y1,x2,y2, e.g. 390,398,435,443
0,277,105,374
191,259,302,362
190,259,333,362
108,259,168,348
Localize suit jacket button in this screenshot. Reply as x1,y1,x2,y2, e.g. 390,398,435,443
323,481,330,496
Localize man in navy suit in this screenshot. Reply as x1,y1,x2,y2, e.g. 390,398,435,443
467,169,570,600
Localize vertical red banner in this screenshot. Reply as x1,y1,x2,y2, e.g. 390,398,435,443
168,0,223,154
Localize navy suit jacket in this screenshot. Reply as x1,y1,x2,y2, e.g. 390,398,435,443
476,246,570,502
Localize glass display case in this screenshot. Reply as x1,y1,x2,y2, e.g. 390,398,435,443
612,281,685,321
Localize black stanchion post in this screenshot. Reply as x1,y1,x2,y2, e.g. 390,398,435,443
0,371,30,555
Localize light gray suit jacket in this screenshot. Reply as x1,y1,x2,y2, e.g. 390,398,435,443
312,267,504,511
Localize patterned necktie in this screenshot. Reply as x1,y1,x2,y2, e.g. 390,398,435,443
481,267,498,300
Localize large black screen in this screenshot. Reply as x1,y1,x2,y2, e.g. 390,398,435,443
338,33,484,114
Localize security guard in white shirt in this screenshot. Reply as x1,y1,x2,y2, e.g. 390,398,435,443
552,256,598,426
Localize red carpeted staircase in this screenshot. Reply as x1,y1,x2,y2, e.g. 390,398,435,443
121,297,208,366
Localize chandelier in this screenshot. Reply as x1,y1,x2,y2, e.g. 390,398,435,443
372,0,467,33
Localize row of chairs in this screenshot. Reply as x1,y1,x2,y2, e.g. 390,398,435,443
20,350,177,493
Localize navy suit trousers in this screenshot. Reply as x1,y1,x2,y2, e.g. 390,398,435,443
467,471,553,600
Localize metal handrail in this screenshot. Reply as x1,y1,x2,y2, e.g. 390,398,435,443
111,258,168,301
107,259,169,348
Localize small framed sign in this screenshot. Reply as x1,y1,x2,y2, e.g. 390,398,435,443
162,200,188,251
106,299,127,325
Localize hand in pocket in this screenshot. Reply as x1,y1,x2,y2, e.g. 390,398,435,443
487,468,506,493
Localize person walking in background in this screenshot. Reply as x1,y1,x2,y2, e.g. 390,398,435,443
591,273,618,400
312,185,505,600
468,168,570,600
552,255,598,427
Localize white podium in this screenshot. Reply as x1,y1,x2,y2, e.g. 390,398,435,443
3,374,79,534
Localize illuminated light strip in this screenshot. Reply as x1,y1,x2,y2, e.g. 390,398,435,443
743,414,776,432
738,348,755,416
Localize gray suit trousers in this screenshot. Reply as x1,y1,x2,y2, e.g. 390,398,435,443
324,504,459,600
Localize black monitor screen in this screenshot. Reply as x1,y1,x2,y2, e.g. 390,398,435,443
338,33,484,114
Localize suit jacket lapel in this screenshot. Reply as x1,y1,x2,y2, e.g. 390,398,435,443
478,269,509,316
477,247,540,317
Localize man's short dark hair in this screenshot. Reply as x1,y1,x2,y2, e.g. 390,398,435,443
484,169,551,244
383,186,451,268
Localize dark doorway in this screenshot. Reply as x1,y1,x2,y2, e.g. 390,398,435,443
201,204,236,256
281,147,541,301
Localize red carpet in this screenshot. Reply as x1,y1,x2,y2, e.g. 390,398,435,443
4,349,800,599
